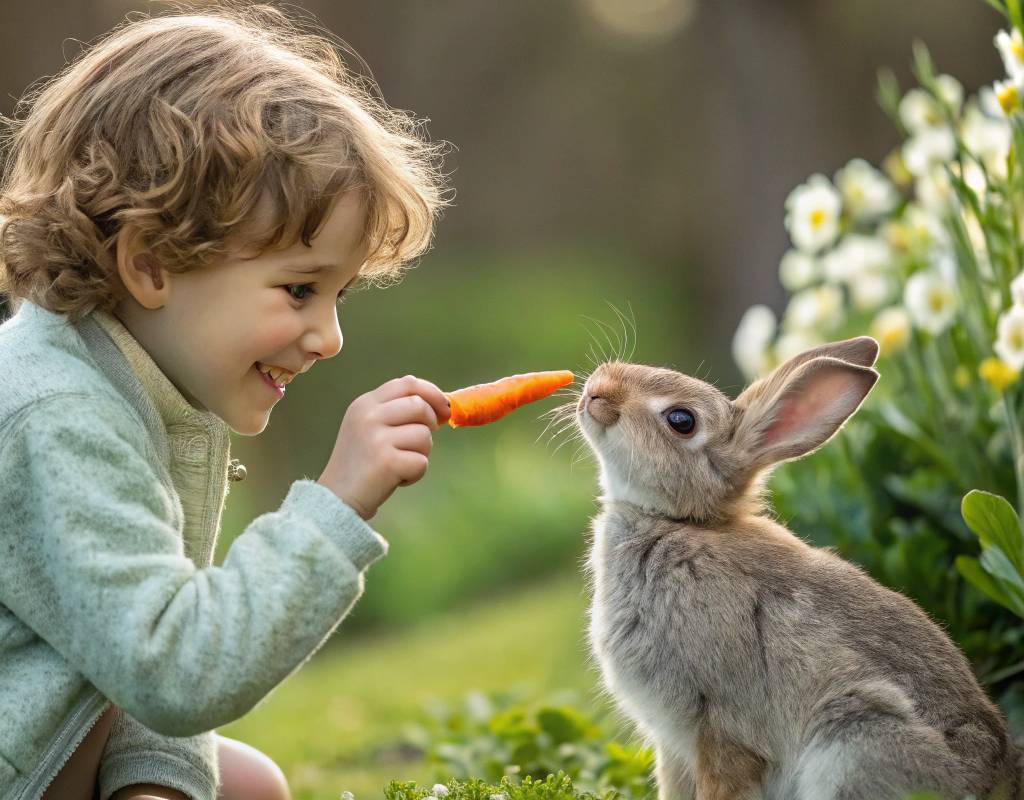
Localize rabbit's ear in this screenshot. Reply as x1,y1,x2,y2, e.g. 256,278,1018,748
790,335,879,369
733,356,878,469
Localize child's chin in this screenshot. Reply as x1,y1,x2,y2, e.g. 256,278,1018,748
227,411,271,437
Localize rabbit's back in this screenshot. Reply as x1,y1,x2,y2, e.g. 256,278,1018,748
586,502,1020,792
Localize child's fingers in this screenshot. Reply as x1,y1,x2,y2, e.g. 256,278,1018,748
388,423,433,457
376,395,439,430
375,375,451,425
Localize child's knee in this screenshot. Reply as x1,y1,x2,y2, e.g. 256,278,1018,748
216,735,290,800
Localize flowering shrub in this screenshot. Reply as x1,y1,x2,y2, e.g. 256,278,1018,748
732,2,1024,719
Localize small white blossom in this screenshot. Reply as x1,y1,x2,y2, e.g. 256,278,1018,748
899,88,943,133
996,28,1024,82
870,306,912,355
915,166,957,213
432,786,450,797
340,792,355,800
980,86,1005,118
822,235,891,285
492,793,508,800
775,329,823,363
783,285,845,333
850,271,896,311
732,305,777,380
902,126,957,177
779,249,818,291
903,204,951,252
784,174,842,253
834,159,898,222
961,102,1011,178
1011,271,1024,306
993,78,1023,117
995,304,1024,369
905,269,959,335
935,74,964,115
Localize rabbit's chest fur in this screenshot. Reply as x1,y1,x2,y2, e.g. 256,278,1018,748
585,507,821,770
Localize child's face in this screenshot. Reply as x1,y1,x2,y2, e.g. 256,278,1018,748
116,191,368,436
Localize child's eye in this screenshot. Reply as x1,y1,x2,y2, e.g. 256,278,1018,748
286,284,315,302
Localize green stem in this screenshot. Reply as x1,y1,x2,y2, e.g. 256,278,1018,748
1004,387,1024,522
1011,0,1024,30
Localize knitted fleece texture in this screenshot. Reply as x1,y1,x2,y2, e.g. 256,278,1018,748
0,300,388,800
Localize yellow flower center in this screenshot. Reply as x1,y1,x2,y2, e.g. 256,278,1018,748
809,208,826,229
980,357,1020,393
1012,37,1024,62
997,83,1021,115
928,290,947,313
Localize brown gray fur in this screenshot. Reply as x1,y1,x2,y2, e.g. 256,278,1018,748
573,336,1021,800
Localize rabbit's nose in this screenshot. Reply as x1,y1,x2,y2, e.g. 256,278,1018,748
586,394,620,426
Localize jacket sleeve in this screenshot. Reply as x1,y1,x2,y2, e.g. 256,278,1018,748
98,709,218,800
0,393,388,736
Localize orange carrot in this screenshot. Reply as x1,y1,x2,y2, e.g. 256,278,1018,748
446,370,575,428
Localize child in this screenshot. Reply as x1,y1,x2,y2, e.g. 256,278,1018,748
0,5,451,800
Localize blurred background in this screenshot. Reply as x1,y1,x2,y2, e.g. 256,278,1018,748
0,1,1010,797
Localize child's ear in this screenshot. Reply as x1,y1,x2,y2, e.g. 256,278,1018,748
115,225,169,310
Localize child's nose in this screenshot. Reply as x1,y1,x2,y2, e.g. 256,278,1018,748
303,314,343,360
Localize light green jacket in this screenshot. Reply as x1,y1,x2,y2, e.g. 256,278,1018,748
0,300,388,799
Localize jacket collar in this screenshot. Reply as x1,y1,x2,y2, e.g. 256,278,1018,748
89,309,228,439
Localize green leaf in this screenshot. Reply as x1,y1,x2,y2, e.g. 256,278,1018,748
980,546,1024,618
1010,0,1024,30
962,490,1024,573
981,0,1009,20
957,554,1015,610
537,706,590,745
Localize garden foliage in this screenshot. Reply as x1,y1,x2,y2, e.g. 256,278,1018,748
732,1,1024,725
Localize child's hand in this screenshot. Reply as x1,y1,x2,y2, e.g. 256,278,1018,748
317,375,451,520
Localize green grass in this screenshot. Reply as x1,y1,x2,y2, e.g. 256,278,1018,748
218,572,609,800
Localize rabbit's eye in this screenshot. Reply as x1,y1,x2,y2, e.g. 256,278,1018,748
666,408,696,435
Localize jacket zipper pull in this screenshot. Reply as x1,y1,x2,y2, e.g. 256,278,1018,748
227,459,247,482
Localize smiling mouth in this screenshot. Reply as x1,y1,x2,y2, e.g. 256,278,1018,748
255,362,296,389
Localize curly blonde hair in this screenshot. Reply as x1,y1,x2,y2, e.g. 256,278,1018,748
0,3,450,323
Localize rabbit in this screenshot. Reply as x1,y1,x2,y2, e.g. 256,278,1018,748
571,335,1022,800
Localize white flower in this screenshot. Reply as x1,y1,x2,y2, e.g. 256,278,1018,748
849,271,896,311
432,786,450,798
340,793,355,800
870,306,912,355
995,304,1024,369
935,74,964,115
1012,271,1024,306
903,203,950,252
993,78,1023,117
492,793,508,800
779,249,818,291
834,159,898,222
961,102,1011,178
996,28,1024,82
902,126,956,177
822,234,891,285
783,285,845,333
732,304,777,380
915,165,957,213
784,174,842,253
899,88,943,133
775,330,823,363
905,269,959,334
981,86,1005,117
